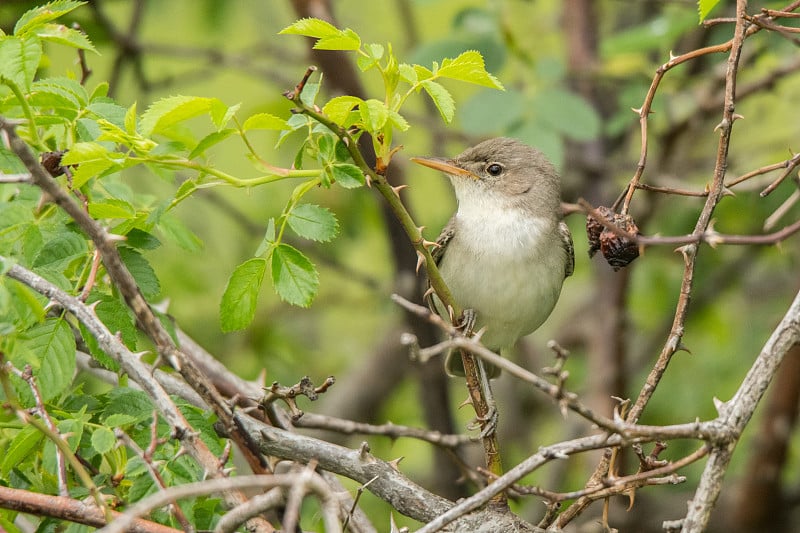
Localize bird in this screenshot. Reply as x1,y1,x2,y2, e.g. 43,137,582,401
411,137,574,377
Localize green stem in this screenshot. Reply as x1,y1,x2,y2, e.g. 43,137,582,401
129,156,321,187
5,80,42,149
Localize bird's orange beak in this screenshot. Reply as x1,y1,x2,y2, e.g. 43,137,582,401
410,156,478,179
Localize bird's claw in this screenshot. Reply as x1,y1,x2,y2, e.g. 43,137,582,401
468,405,498,440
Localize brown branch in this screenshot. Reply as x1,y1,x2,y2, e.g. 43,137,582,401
0,485,180,533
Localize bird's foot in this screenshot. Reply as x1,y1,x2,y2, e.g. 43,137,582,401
455,308,477,337
469,404,499,440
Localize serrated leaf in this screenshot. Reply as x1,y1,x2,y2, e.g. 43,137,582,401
280,18,343,39
436,50,504,89
220,257,266,332
139,95,217,137
14,1,86,36
330,163,365,188
30,77,87,114
36,23,96,52
118,247,160,298
359,99,389,132
102,389,155,424
32,231,87,269
399,63,417,84
242,113,288,131
157,212,203,252
88,102,127,128
90,426,116,454
388,109,409,131
189,128,236,159
698,0,722,21
19,319,76,402
287,204,339,242
270,244,318,307
124,102,137,134
322,95,362,125
280,18,361,50
0,35,42,91
421,80,455,123
88,198,136,219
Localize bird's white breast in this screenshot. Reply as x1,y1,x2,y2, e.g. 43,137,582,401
438,192,567,350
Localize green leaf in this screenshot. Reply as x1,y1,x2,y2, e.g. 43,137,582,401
32,231,87,269
287,204,339,242
61,142,116,188
0,35,42,91
118,247,160,298
698,0,722,21
359,99,389,132
88,198,136,220
90,426,116,454
19,318,76,402
14,1,86,36
36,23,96,52
189,128,236,159
270,244,318,307
322,95,362,126
30,77,88,113
255,218,275,257
1,425,43,476
102,389,155,424
330,163,365,188
279,18,361,50
357,43,384,71
421,80,455,123
157,212,203,252
0,146,27,174
242,112,288,131
436,50,504,89
220,258,266,332
139,95,219,137
104,413,137,426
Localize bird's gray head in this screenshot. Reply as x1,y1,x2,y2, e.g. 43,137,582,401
413,137,561,211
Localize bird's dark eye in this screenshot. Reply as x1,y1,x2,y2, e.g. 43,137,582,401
486,163,503,176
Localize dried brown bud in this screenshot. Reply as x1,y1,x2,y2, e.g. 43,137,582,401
599,212,640,270
586,205,614,258
40,150,67,177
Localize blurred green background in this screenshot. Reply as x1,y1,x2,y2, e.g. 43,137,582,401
2,0,800,530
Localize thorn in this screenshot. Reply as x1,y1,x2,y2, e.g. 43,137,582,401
256,368,267,388
423,286,435,300
415,251,425,274
107,233,127,242
669,50,677,61
86,300,102,313
390,184,408,197
387,456,404,471
720,186,736,198
675,342,693,355
674,244,696,263
416,225,426,235
732,113,744,122
631,106,643,114
421,239,439,248
458,395,473,410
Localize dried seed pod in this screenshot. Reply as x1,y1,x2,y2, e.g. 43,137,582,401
40,150,67,177
599,212,640,270
586,205,614,258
